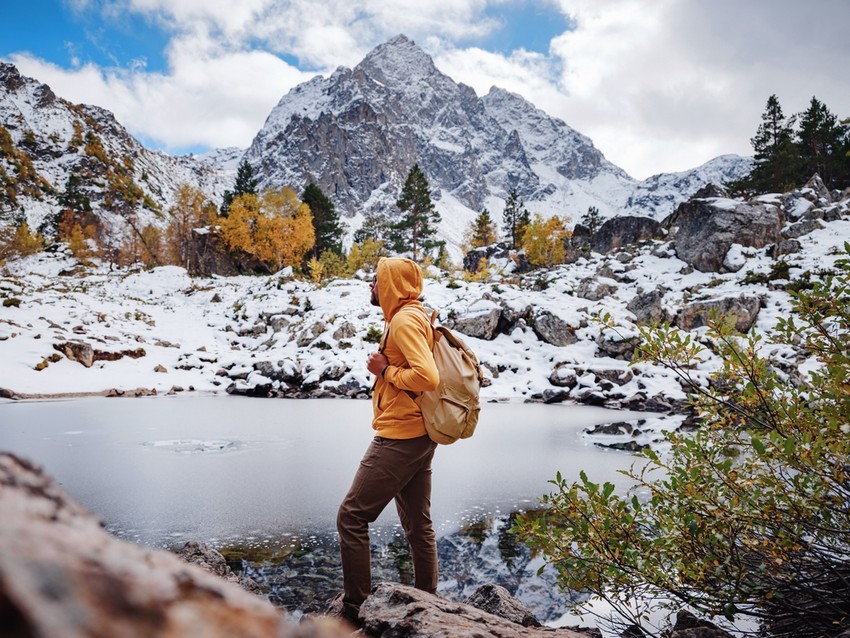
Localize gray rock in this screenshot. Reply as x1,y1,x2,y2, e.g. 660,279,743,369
596,332,639,359
268,315,291,333
675,296,761,333
592,216,664,254
332,321,356,340
531,310,577,347
548,363,578,388
464,584,541,627
667,197,783,273
782,218,825,239
575,278,617,301
53,341,94,367
772,239,802,257
359,583,599,638
627,287,669,324
446,300,501,340
297,321,326,346
463,242,513,273
802,173,832,204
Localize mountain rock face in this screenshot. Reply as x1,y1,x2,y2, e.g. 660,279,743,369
244,35,751,249
0,62,229,237
245,35,549,218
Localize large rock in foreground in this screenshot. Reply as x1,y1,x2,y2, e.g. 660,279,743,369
359,583,598,638
0,452,346,638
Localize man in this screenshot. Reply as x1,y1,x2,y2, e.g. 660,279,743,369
336,256,440,624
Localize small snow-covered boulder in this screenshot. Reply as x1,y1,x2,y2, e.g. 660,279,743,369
675,296,762,333
531,310,577,347
445,299,501,340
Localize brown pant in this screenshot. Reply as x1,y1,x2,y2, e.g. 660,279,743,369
337,434,438,608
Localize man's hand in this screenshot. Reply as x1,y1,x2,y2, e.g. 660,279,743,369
366,352,389,377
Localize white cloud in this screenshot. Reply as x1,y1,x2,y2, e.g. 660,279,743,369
11,42,313,152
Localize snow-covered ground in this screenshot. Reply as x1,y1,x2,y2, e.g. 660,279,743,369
2,196,848,454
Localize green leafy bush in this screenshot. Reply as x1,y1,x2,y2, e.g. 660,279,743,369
517,243,850,637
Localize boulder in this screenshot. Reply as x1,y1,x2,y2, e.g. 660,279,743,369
675,296,761,333
53,340,94,367
666,197,783,273
359,583,599,638
296,321,326,346
175,540,263,594
575,278,617,301
332,321,357,340
592,216,664,254
0,452,348,638
531,310,577,347
802,173,832,204
596,332,639,359
445,300,501,340
668,610,734,638
548,363,579,388
463,242,511,273
564,224,593,263
781,218,825,239
464,584,541,627
627,287,669,324
771,239,802,257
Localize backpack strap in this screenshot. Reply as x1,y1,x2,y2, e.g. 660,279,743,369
392,305,439,400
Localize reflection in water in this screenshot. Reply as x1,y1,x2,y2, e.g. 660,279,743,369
228,509,579,623
1,396,646,622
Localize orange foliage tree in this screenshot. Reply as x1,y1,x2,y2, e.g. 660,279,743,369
165,184,218,268
0,222,43,264
521,213,571,268
219,187,315,272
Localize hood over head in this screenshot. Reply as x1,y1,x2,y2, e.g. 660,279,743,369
376,257,423,321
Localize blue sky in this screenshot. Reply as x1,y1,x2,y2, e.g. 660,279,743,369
2,0,848,179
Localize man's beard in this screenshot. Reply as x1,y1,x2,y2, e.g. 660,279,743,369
370,289,380,307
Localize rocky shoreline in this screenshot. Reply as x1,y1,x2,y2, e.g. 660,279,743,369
0,451,745,638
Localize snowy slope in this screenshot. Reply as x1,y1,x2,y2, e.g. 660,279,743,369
0,62,231,238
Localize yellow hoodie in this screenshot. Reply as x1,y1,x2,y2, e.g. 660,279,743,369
372,257,439,439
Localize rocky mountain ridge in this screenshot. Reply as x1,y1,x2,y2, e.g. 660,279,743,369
0,61,231,237
2,36,752,257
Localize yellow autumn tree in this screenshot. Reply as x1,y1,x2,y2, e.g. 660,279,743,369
521,213,571,268
0,222,43,264
346,238,386,274
219,187,315,272
57,210,99,262
164,184,218,268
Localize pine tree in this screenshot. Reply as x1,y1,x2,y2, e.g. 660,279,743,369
220,159,258,216
730,95,800,195
580,206,603,235
753,95,800,192
392,164,442,261
464,208,498,249
796,97,849,188
57,173,92,214
302,182,343,259
354,213,390,244
502,188,530,249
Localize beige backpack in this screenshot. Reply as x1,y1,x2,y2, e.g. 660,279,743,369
401,307,483,444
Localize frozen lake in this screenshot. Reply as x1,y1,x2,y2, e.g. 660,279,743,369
0,396,642,548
